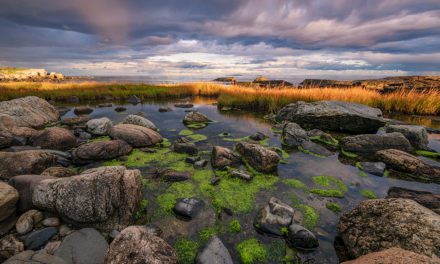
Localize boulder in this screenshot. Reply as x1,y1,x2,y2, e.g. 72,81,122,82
32,166,142,230
8,126,38,146
109,124,162,147
72,140,132,163
282,122,309,147
0,96,59,128
31,127,77,151
286,224,319,250
8,175,56,213
121,115,157,131
211,146,241,168
376,149,440,183
173,198,205,220
24,227,58,250
0,150,58,180
4,250,66,264
341,247,440,264
0,235,24,262
385,124,429,150
254,197,295,236
358,162,386,176
340,133,413,154
173,142,198,155
86,118,113,136
0,182,19,222
54,228,109,264
338,198,440,258
386,187,440,214
0,130,13,149
183,111,211,124
41,167,76,178
196,236,233,264
73,106,93,116
104,226,178,264
235,142,280,172
16,210,44,235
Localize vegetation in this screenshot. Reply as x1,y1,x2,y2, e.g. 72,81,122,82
416,150,440,159
174,239,199,264
236,239,268,264
341,149,358,158
310,175,348,198
309,135,339,146
228,219,241,233
298,204,319,229
283,179,307,191
326,202,341,213
361,189,378,199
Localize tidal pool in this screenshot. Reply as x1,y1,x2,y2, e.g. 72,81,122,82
60,98,440,264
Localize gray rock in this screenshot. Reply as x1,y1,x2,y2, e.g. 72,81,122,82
282,122,309,147
254,197,295,236
300,141,333,157
173,198,205,220
0,182,19,222
211,146,241,169
385,124,429,150
86,118,113,136
121,115,157,131
358,162,386,176
249,132,267,141
174,142,198,155
235,142,280,173
185,156,201,164
109,124,162,147
24,227,58,250
74,106,93,116
31,127,77,151
276,100,385,133
194,159,208,168
286,224,319,250
43,217,60,227
196,236,233,264
72,140,132,163
230,170,252,181
0,150,58,180
54,228,109,264
174,102,193,108
4,250,66,264
183,111,211,124
16,210,44,235
340,132,413,154
0,235,24,262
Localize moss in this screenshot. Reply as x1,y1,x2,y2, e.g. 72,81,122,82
358,172,368,177
186,123,208,129
298,204,319,229
258,138,270,147
199,226,220,242
135,199,149,219
272,147,290,160
383,170,390,177
310,175,348,198
236,239,268,264
416,150,440,159
341,149,358,158
309,135,339,146
228,219,241,233
361,189,377,199
89,136,111,142
283,179,307,191
187,134,208,143
267,240,288,263
298,145,325,158
179,129,194,136
161,138,172,147
156,182,196,214
222,135,250,142
355,162,364,170
326,202,341,213
280,227,289,236
174,239,199,264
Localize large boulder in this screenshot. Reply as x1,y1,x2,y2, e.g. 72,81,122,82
282,122,309,147
341,247,440,264
276,101,385,133
0,151,58,180
4,250,66,264
386,187,440,214
104,226,178,264
54,228,109,264
0,96,59,128
0,182,19,222
109,124,162,147
376,149,440,183
121,115,157,131
31,127,77,151
32,166,142,230
183,111,212,124
86,118,113,136
196,236,233,264
338,198,440,258
340,133,413,154
211,146,241,168
72,140,132,163
235,142,280,172
385,124,429,150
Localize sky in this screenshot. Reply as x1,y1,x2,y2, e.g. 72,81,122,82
0,0,440,81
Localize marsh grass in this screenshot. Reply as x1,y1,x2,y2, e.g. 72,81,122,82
1,81,439,115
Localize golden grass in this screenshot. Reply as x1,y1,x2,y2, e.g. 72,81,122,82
0,81,439,115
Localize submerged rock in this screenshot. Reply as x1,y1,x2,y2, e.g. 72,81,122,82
72,140,132,163
386,187,440,214
282,122,309,147
385,124,429,150
358,162,386,176
73,106,93,116
173,142,198,155
196,236,233,264
249,132,267,141
158,106,172,112
104,226,178,264
114,106,126,112
174,102,193,108
4,250,66,264
31,127,77,151
0,150,58,180
127,95,141,105
341,247,440,264
121,114,157,131
86,117,113,136
276,100,385,133
183,111,211,124
235,142,280,172
286,224,319,250
211,146,241,169
299,140,333,157
340,133,413,154
109,124,162,147
173,198,205,220
161,170,192,182
0,182,19,222
61,116,90,126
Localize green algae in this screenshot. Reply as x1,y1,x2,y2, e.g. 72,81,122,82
383,170,390,177
341,149,358,158
355,162,364,170
160,138,172,147
309,135,339,146
298,204,319,229
222,135,250,142
236,239,268,264
416,150,440,159
199,226,221,242
326,202,341,213
135,199,149,219
186,123,208,129
310,175,348,198
228,219,241,233
174,239,199,264
187,134,208,143
156,181,196,214
358,171,368,177
272,147,290,160
298,145,325,158
282,179,307,191
361,189,377,199
179,129,194,136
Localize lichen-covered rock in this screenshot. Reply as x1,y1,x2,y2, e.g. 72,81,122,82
211,146,241,168
4,250,66,264
32,166,142,230
235,142,280,172
109,124,162,147
0,182,19,222
338,198,440,258
341,247,440,264
340,133,413,154
276,101,385,133
121,115,157,131
183,111,211,124
41,167,76,178
0,96,59,128
0,235,24,262
0,150,58,180
282,122,309,147
86,117,113,136
31,127,77,151
72,140,132,163
385,124,429,150
104,226,178,264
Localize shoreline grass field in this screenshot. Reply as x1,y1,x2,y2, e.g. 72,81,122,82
0,81,439,115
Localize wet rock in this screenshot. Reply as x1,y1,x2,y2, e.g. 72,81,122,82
173,198,205,220
24,227,58,250
386,187,440,214
72,140,132,163
174,102,193,108
0,214,17,237
114,106,126,112
121,114,157,131
4,250,66,264
254,197,295,236
183,111,211,124
358,162,386,176
54,228,109,264
73,106,93,116
287,224,319,250
43,217,60,227
300,141,333,157
158,106,172,112
16,210,44,235
338,198,440,258
0,235,24,262
43,150,72,167
0,150,58,180
161,170,192,182
61,116,90,126
376,149,440,183
186,156,201,164
194,159,208,168
196,236,233,264
109,124,162,147
86,117,113,136
211,146,241,169
230,170,252,181
8,175,56,213
249,132,267,141
173,142,198,155
32,166,142,230
0,96,60,128
276,100,385,133
41,167,76,178
307,129,336,143
385,124,429,150
340,132,413,154
0,182,19,222
127,95,141,105
104,226,177,264
235,142,280,172
341,247,439,264
31,127,77,151
282,122,309,147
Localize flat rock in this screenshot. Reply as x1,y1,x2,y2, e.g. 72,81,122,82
196,236,233,264
340,133,413,154
211,146,241,169
31,127,77,151
24,227,58,250
0,150,58,180
72,140,132,163
0,182,19,222
109,124,162,147
300,140,333,157
235,142,280,173
174,142,198,155
386,187,440,214
86,117,113,136
173,198,205,220
385,124,429,150
4,250,66,264
121,115,157,131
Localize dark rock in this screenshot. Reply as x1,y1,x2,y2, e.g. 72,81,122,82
174,142,198,155
230,170,252,181
98,103,112,108
196,236,233,264
74,106,93,116
114,106,126,112
235,142,280,173
386,187,440,214
127,95,141,105
174,102,193,108
158,107,172,112
286,224,319,250
24,227,58,250
61,116,90,126
16,210,44,235
300,141,333,157
249,132,267,141
109,124,162,147
194,159,208,168
173,198,205,220
282,122,308,147
161,170,192,182
211,146,241,168
0,214,18,237
254,197,295,236
340,133,413,154
86,117,113,136
4,250,66,264
211,177,221,185
0,150,58,180
385,124,429,150
358,162,386,176
31,127,77,151
185,156,201,164
0,182,19,222
0,130,13,149
183,111,211,124
72,140,132,163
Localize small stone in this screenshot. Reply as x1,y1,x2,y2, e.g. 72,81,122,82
0,234,24,261
196,236,233,264
86,117,113,136
249,132,267,141
174,102,193,108
185,156,201,164
59,225,72,237
16,210,44,235
230,170,252,181
43,241,61,255
174,142,198,155
43,217,60,227
173,198,205,220
194,159,208,168
24,227,58,250
74,106,93,116
114,106,127,112
98,103,112,108
158,107,172,112
210,177,221,185
109,230,120,240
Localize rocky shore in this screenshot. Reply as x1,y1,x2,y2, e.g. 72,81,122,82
0,68,65,82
